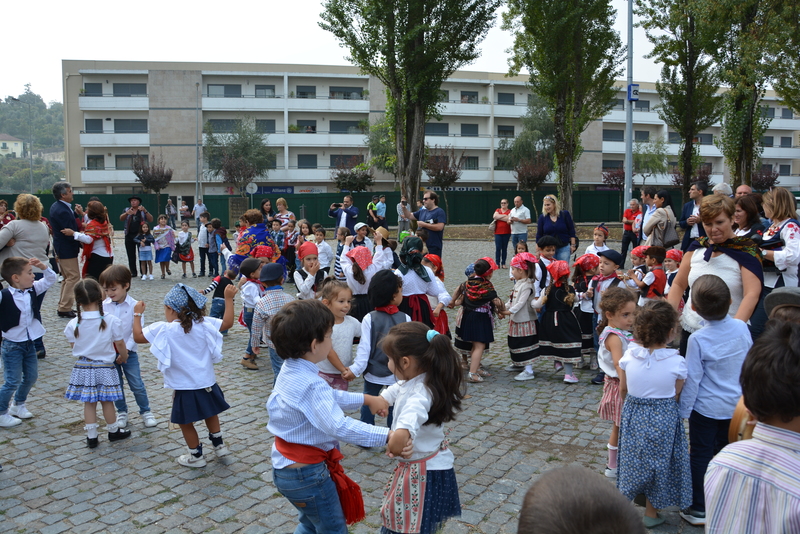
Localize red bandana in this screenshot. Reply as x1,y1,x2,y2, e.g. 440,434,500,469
375,305,399,314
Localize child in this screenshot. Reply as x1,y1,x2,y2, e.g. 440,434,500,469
295,219,314,269
663,249,682,296
678,275,752,526
352,222,373,250
537,261,583,383
197,212,210,277
333,226,350,281
251,263,295,384
572,254,600,369
269,219,285,250
317,279,360,391
211,218,231,276
152,215,175,279
267,299,392,531
134,222,155,280
534,235,558,292
617,301,691,528
415,227,429,254
704,320,800,534
422,253,449,336
202,269,237,335
501,252,540,381
205,222,219,278
458,258,500,383
239,257,264,370
341,231,393,321
379,322,464,533
99,265,157,429
283,220,299,278
0,257,56,427
314,228,333,274
585,223,610,256
508,240,530,280
293,242,324,300
351,269,410,427
64,279,131,447
177,220,196,278
134,283,237,467
628,245,648,288
395,236,451,329
629,246,667,306
589,250,626,385
595,287,637,479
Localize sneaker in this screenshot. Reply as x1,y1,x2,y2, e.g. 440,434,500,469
213,443,231,457
87,437,99,449
199,272,205,277
148,275,154,280
182,274,187,279
679,507,706,526
591,371,606,385
116,412,128,428
108,428,131,442
514,370,535,381
37,350,46,360
241,358,258,370
142,412,158,428
563,374,579,384
0,413,22,427
505,364,522,372
604,466,617,478
554,361,564,372
178,453,207,468
142,274,147,280
8,404,33,419
192,273,197,278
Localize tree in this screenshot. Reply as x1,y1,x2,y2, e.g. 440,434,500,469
365,115,397,185
512,153,552,219
132,152,173,212
602,166,630,218
204,117,275,196
633,136,669,187
497,93,555,170
320,0,502,206
750,167,780,192
504,0,623,213
331,156,375,193
423,145,464,215
0,86,64,151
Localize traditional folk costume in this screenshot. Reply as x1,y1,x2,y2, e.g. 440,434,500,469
152,224,175,264
537,261,582,366
573,254,600,369
505,252,540,366
395,237,451,329
340,243,393,320
597,326,634,426
454,260,498,351
77,218,114,280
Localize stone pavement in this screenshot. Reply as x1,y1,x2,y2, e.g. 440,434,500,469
0,238,702,533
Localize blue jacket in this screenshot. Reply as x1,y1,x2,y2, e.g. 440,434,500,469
328,206,360,234
678,200,707,252
49,200,81,260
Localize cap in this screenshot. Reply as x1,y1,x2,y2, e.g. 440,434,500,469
764,287,800,318
354,222,369,232
597,249,623,267
259,262,285,282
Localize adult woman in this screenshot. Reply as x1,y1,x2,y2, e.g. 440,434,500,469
643,189,676,247
179,200,192,223
620,198,641,265
61,200,114,280
0,200,16,230
260,198,276,225
733,194,766,239
492,199,512,268
667,195,763,353
536,194,577,262
227,209,283,275
274,197,295,229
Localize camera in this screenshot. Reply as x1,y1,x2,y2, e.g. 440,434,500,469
332,203,342,208
401,200,407,206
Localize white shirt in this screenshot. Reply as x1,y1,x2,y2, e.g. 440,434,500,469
597,327,634,378
763,218,800,289
381,374,455,470
637,271,656,307
619,344,688,399
395,266,452,306
585,243,609,256
509,205,532,235
64,312,124,364
293,269,320,300
351,311,411,384
197,226,209,247
241,280,265,308
102,295,142,352
690,202,701,238
317,315,361,374
177,230,191,245
192,203,207,219
340,245,393,295
142,317,223,390
315,240,334,271
0,268,56,342
641,203,657,241
73,232,113,257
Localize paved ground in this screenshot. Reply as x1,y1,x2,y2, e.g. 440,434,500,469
0,237,701,533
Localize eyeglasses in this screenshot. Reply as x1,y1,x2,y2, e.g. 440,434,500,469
501,201,508,204
423,197,431,200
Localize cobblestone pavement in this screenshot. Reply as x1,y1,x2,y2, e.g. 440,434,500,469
0,237,701,533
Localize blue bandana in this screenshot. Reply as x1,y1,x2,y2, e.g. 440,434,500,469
464,263,475,277
164,284,207,313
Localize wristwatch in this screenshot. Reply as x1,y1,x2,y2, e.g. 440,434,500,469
760,249,767,257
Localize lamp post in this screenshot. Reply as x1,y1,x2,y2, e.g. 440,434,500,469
195,82,200,202
623,0,634,205
9,97,34,193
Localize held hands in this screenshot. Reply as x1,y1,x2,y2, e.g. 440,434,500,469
365,394,390,415
385,431,414,460
61,228,75,237
585,288,594,300
341,368,356,381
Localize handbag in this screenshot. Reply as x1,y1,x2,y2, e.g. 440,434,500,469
171,249,180,263
653,211,680,248
488,220,497,232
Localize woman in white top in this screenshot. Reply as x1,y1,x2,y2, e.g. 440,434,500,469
340,231,393,321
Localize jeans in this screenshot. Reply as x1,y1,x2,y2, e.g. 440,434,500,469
494,233,510,266
125,237,139,277
269,347,283,386
620,230,638,268
555,244,572,262
688,410,730,512
198,246,209,274
210,298,228,335
0,340,38,413
208,252,219,276
273,462,347,534
427,244,443,258
167,214,177,228
511,232,527,251
244,308,255,355
360,380,393,427
114,351,151,415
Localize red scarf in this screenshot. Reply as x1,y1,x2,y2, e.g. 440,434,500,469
81,219,113,277
375,305,399,314
592,272,618,283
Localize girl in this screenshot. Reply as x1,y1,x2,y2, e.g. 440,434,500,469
353,222,374,250
134,222,155,281
508,240,529,280
340,231,393,320
294,219,314,269
595,287,637,479
283,220,299,278
663,249,682,295
177,221,196,278
422,254,449,336
501,252,540,381
133,283,237,467
152,215,175,279
572,254,600,369
585,223,610,256
457,258,500,383
537,261,583,383
617,301,690,528
379,322,464,534
333,226,350,281
317,280,361,390
395,236,451,329
293,242,323,300
64,279,131,448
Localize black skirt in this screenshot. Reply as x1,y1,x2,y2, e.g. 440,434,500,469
458,307,494,345
349,293,371,322
171,383,230,425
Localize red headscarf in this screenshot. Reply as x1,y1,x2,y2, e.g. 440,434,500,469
631,245,648,258
346,246,373,271
666,249,683,263
511,252,537,270
424,254,444,281
298,241,319,261
479,257,499,271
546,260,571,287
572,253,600,272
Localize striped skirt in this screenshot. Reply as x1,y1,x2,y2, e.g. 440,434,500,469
598,376,622,426
65,357,123,403
508,319,539,365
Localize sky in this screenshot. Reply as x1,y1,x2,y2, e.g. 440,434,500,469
3,0,658,105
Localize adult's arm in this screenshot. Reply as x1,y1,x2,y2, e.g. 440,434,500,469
328,207,340,219
643,208,664,236
666,250,693,311
493,209,509,222
0,223,16,249
344,206,358,220
536,214,545,241
513,208,532,225
678,202,691,230
735,266,761,323
412,209,445,232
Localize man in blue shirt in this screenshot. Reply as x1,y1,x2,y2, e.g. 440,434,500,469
376,195,388,230
401,190,447,257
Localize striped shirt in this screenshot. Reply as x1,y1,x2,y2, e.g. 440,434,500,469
705,423,800,533
268,358,389,469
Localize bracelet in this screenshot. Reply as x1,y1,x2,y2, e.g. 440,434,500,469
133,313,143,317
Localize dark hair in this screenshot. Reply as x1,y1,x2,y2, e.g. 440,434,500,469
770,305,800,323
52,182,72,201
741,320,800,423
415,228,429,242
239,257,261,278
175,290,206,333
693,180,709,195
642,185,657,199
260,198,274,216
319,278,351,303
571,262,587,285
368,269,402,308
381,322,463,425
312,223,323,232
516,241,530,252
536,235,560,249
691,274,730,321
423,190,439,206
0,257,30,283
86,200,107,223
387,239,398,252
655,189,673,209
518,466,645,534
734,194,762,230
271,300,334,360
596,287,637,334
211,218,222,229
645,246,666,264
473,259,491,276
223,269,237,279
337,227,350,238
98,264,132,290
271,219,282,227
633,300,677,348
199,212,210,220
314,227,326,237
73,279,106,338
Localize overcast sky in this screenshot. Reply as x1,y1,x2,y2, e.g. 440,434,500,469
4,0,658,105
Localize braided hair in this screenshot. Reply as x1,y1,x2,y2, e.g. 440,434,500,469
73,279,106,338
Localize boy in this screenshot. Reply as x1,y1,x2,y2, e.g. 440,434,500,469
210,218,231,276
589,249,626,385
679,274,752,526
629,246,667,306
376,194,388,230
205,222,219,277
99,265,158,429
268,299,391,532
535,235,560,296
0,257,56,427
202,269,237,335
663,249,682,296
333,227,349,281
239,257,264,370
293,242,323,300
251,262,294,384
704,319,800,533
269,219,284,250
197,212,211,277
313,227,333,275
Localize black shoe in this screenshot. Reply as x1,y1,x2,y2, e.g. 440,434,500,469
57,310,77,318
108,428,131,442
87,437,99,449
591,371,605,385
679,507,706,526
36,351,46,360
199,272,205,277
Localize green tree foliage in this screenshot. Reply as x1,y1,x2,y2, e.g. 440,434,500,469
0,157,63,194
633,136,669,186
497,93,555,170
320,0,502,205
365,115,397,182
132,152,173,212
331,156,375,193
204,118,276,197
504,0,623,213
0,85,64,151
423,145,464,215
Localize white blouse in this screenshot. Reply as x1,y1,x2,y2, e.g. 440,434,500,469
682,251,744,333
395,266,452,306
340,245,394,295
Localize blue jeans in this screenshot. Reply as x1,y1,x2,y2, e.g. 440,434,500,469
688,410,730,512
244,308,255,355
270,347,283,386
360,380,393,427
0,340,38,413
555,244,571,262
511,233,527,251
494,233,510,266
168,214,177,228
114,351,151,414
210,298,228,335
273,462,347,534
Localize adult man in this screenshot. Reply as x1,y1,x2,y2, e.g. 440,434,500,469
735,184,753,197
620,198,641,267
639,186,658,245
49,183,82,318
119,196,153,278
396,196,410,239
192,198,208,231
401,190,447,257
367,195,380,229
328,195,359,234
712,182,733,197
679,181,708,252
165,198,178,228
509,196,532,249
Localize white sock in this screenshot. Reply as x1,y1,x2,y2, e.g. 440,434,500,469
84,424,99,439
525,365,533,374
107,422,119,433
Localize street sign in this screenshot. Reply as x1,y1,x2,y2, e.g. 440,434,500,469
628,84,639,101
245,182,258,195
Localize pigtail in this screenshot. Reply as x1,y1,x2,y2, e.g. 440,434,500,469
527,261,538,282
563,279,575,307
98,294,107,331
571,263,585,285
351,261,367,285
424,333,464,426
177,298,206,333
74,304,82,338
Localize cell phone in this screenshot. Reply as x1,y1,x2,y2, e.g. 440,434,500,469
332,203,342,208
401,200,407,206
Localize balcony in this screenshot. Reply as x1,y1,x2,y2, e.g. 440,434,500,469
78,95,149,111
80,131,150,147
201,95,370,113
603,109,665,125
81,168,138,184
440,101,493,117
424,134,495,150
285,132,367,148
203,96,285,112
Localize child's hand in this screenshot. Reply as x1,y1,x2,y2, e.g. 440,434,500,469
365,394,389,415
29,257,47,271
224,284,238,299
252,346,260,355
376,408,388,418
307,259,320,276
385,430,414,459
134,301,146,314
345,235,355,246
115,353,128,365
585,288,594,299
374,232,383,244
342,368,356,381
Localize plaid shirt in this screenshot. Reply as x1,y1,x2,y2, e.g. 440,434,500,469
251,286,295,349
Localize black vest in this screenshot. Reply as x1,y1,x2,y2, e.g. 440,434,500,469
0,288,42,333
297,269,326,295
366,310,406,378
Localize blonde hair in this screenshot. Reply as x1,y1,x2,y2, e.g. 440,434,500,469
276,197,288,210
542,194,560,215
763,187,796,222
14,194,43,222
699,194,735,223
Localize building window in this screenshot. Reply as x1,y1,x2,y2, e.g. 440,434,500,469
634,100,650,112
86,155,104,169
699,162,712,173
255,85,276,98
761,164,773,172
603,129,624,142
602,160,624,171
297,120,317,133
115,155,146,170
255,120,276,133
208,84,242,98
697,133,713,145
497,93,515,105
330,120,362,134
762,107,775,118
297,154,317,169
668,132,682,144
83,83,102,96
668,161,679,172
425,122,449,136
634,130,650,142
611,98,624,110
206,119,241,133
460,91,478,104
782,108,794,119
84,119,103,133
781,136,793,148
0,142,6,150
779,164,791,175
464,156,479,170
113,83,147,97
497,125,515,138
760,136,774,147
461,124,479,137
296,85,316,99
329,86,363,100
438,90,449,102
114,119,148,133
330,155,364,168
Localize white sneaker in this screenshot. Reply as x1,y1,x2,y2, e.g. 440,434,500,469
213,443,231,457
0,413,22,427
604,466,618,478
116,412,128,428
142,412,157,428
514,370,535,381
148,275,154,280
142,274,147,280
178,453,207,468
8,404,33,419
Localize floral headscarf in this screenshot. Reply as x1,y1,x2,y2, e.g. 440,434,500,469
572,254,600,272
511,252,538,270
631,245,648,258
346,246,373,271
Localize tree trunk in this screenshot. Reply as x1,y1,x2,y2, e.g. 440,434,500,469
530,191,539,220
681,139,694,199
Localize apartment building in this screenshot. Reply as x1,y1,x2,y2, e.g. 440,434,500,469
62,60,800,197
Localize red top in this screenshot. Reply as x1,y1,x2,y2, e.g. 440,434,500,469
646,267,667,298
623,208,640,232
494,208,511,235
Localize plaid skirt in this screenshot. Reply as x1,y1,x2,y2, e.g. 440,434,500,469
598,376,622,426
65,357,123,403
